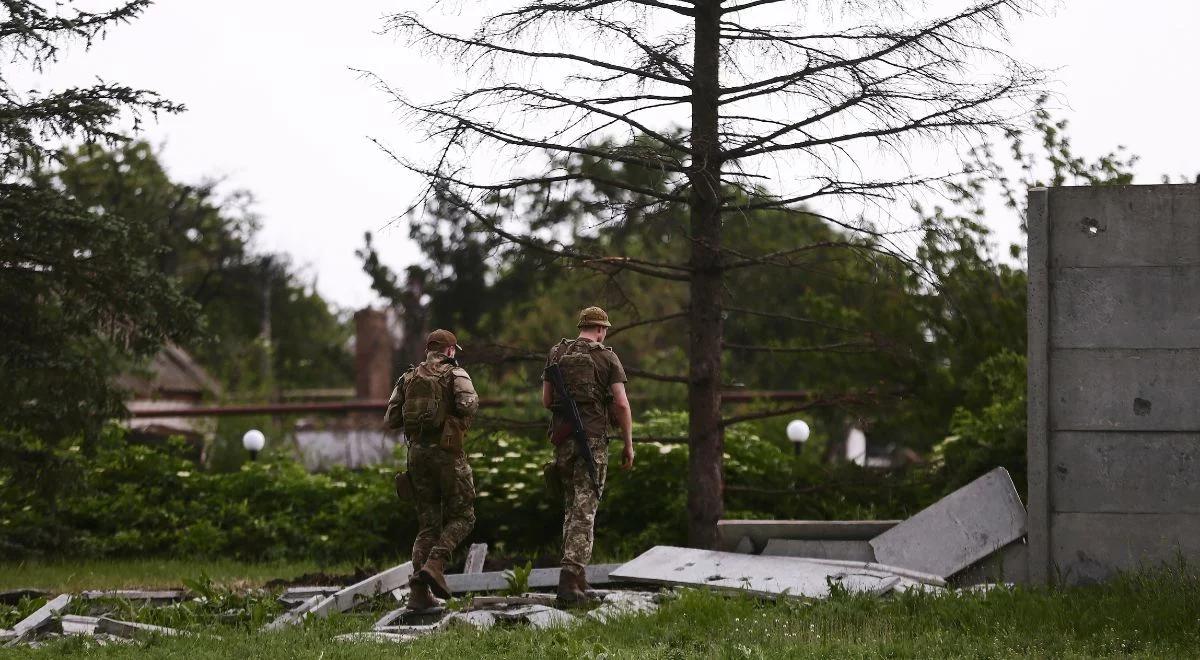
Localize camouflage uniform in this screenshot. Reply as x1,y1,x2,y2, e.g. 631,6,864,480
385,349,479,572
544,319,627,577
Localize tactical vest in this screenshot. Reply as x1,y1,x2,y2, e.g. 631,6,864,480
550,339,605,407
399,359,455,443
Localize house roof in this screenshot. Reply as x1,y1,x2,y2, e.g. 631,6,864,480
118,344,224,399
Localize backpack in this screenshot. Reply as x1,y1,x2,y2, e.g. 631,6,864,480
400,360,454,440
551,339,603,405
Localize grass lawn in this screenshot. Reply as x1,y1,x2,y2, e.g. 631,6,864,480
2,569,1197,658
0,559,367,592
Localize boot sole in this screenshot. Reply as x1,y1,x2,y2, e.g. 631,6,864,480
418,569,453,599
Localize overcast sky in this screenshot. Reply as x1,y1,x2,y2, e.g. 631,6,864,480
17,1,1200,309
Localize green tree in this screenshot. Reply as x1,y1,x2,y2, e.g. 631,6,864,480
1,2,194,447
380,0,1043,546
46,142,354,394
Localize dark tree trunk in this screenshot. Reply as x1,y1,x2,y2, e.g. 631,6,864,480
686,0,724,549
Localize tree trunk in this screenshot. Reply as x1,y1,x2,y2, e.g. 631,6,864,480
686,0,724,549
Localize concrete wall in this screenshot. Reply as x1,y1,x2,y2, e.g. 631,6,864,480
1027,183,1200,584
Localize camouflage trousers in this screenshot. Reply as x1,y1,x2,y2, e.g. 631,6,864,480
555,436,609,575
407,443,476,571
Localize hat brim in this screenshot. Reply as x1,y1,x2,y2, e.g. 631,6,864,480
577,320,612,328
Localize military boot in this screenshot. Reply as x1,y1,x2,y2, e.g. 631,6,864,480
406,576,439,611
556,567,588,606
575,569,594,596
417,555,452,599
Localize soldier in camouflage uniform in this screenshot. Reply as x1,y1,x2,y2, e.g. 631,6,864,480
543,306,634,604
385,329,479,610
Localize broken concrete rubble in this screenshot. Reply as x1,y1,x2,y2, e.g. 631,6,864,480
870,467,1026,579
443,609,497,629
611,546,940,599
95,617,197,639
5,594,71,646
308,561,413,618
464,543,488,573
59,615,100,636
587,591,659,623
81,589,187,604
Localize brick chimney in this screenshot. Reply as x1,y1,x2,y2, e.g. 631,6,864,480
354,308,394,400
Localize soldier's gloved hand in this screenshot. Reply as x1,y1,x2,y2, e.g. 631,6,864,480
621,443,635,470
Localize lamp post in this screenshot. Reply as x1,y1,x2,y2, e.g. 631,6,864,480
242,429,266,461
786,419,810,455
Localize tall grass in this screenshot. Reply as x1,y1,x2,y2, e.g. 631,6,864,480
3,567,1197,658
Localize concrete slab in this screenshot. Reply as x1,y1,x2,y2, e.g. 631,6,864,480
470,594,558,608
493,605,576,629
96,617,195,639
1052,512,1200,584
1050,432,1200,513
279,586,339,606
1051,266,1200,349
761,539,875,562
1050,349,1200,431
262,595,322,631
611,546,927,599
81,590,186,603
464,543,488,573
12,594,70,637
60,615,100,636
717,520,899,552
443,610,497,629
870,468,1026,579
309,562,413,618
441,563,622,594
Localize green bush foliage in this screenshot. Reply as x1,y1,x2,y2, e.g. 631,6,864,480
0,413,948,563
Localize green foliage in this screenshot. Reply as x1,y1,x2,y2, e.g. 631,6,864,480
0,415,937,563
503,561,533,596
934,350,1028,497
0,177,198,447
45,142,354,394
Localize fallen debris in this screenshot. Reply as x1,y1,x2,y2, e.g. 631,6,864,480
587,591,659,623
81,590,187,604
262,594,323,631
441,563,622,594
469,594,559,609
96,616,196,639
870,467,1026,579
717,520,899,553
443,610,497,629
279,586,340,606
464,543,488,573
60,615,100,636
307,562,413,619
612,546,936,599
762,539,876,562
7,593,70,645
492,604,575,629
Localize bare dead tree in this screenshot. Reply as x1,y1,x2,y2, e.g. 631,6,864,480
372,0,1042,548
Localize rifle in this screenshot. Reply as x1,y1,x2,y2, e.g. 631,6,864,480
545,363,601,495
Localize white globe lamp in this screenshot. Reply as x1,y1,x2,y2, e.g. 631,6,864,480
242,429,266,461
786,419,810,455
